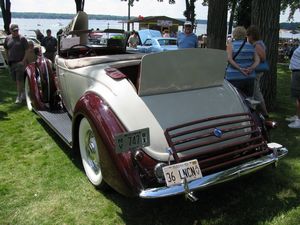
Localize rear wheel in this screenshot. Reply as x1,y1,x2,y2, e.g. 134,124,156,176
79,117,105,187
25,76,33,111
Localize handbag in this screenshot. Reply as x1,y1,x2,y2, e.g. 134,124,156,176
255,61,270,72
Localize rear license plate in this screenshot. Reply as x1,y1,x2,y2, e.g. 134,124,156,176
115,128,150,153
163,159,202,187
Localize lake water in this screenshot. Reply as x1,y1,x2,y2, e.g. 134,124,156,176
0,18,207,37
0,18,298,39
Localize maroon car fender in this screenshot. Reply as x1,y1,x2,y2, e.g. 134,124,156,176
73,92,143,197
25,63,46,110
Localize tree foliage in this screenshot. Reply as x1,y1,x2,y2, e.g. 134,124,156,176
281,0,300,20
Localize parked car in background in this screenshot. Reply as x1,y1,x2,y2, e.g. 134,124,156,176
136,29,178,53
137,37,177,53
24,12,288,200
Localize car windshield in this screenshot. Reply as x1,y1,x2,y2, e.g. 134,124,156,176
157,39,177,46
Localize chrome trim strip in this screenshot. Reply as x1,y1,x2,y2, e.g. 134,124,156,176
139,148,288,199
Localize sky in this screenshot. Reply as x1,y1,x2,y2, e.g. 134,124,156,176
9,0,300,23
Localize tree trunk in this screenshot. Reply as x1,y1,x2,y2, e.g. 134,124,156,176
236,0,252,28
75,0,84,12
0,0,11,34
251,0,280,110
206,0,228,50
228,0,237,35
184,0,191,21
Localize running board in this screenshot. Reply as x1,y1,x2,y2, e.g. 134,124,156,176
36,110,72,147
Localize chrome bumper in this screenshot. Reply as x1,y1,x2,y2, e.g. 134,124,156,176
139,147,288,199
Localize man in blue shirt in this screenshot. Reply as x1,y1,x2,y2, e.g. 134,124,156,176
177,21,198,49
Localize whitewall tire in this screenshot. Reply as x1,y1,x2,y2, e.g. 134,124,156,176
79,117,104,187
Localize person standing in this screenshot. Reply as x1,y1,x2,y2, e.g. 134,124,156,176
177,21,198,49
22,41,37,67
4,24,28,104
246,25,269,117
42,29,57,63
35,29,44,43
225,26,260,97
128,30,139,48
287,46,300,128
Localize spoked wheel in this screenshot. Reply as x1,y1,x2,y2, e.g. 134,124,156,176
79,117,104,187
25,76,33,111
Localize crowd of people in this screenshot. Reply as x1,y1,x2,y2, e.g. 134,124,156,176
3,24,57,104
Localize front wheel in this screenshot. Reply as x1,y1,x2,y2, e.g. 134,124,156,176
79,117,105,187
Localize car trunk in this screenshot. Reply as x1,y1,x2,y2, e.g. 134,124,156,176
137,48,270,175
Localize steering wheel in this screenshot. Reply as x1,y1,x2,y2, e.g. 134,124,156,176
66,44,96,58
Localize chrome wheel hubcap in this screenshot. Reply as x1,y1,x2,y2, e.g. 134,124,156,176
85,130,99,173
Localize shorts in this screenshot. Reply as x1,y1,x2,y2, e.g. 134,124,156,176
291,71,300,98
9,62,25,82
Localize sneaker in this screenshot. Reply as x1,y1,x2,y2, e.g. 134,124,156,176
286,115,298,122
288,119,300,128
15,96,21,104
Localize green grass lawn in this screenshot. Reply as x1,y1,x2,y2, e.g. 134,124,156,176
0,65,300,225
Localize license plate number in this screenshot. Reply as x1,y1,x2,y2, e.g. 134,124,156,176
115,128,150,153
163,159,202,187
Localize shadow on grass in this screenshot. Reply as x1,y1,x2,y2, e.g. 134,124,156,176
99,162,299,225
13,112,300,225
36,118,83,171
0,110,9,120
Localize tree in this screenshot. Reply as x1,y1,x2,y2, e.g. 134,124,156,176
227,0,237,34
281,0,300,20
251,0,281,109
0,0,11,34
206,0,228,50
235,0,251,28
75,0,85,12
184,0,197,26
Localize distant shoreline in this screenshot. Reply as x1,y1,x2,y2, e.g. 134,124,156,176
0,12,298,29
0,12,208,24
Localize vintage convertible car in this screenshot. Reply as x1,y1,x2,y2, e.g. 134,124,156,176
24,12,288,200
